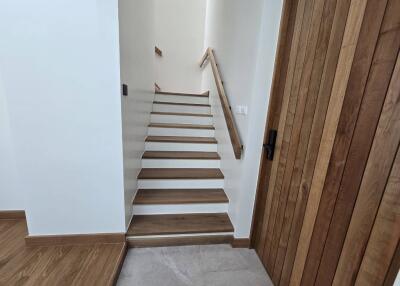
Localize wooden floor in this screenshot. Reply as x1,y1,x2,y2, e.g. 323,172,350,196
0,219,126,286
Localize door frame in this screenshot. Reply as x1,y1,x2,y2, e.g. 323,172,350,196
250,0,297,250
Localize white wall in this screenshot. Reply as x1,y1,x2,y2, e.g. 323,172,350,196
0,0,126,235
202,0,283,237
119,0,155,229
0,90,23,211
154,0,206,93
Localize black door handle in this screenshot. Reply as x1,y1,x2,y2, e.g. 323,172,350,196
263,129,277,160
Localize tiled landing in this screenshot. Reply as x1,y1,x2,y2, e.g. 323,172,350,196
117,244,273,286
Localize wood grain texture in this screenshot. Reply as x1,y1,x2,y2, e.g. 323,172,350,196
332,46,400,286
315,4,400,286
133,189,229,205
301,0,390,284
261,0,309,272
266,0,322,275
127,235,233,248
0,210,25,219
25,233,126,247
279,1,351,285
200,48,243,159
142,151,220,160
137,168,224,180
355,148,400,285
288,0,368,284
272,0,339,282
384,241,400,286
145,136,217,144
127,213,234,236
0,219,125,286
268,1,328,281
251,0,298,255
231,238,251,248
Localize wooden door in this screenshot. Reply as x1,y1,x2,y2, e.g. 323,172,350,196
250,0,400,285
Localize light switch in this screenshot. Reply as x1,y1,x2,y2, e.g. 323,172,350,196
235,105,248,115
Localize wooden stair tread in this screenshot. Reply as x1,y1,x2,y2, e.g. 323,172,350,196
127,213,234,236
148,123,214,130
137,168,224,180
146,136,217,144
153,101,210,107
151,111,212,118
142,151,220,160
155,91,209,98
133,189,229,204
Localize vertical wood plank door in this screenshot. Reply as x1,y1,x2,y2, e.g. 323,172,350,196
250,0,400,285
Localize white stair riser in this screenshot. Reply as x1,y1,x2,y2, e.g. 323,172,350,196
142,159,220,168
148,127,214,137
138,179,224,189
155,94,209,105
153,103,210,114
151,114,213,125
145,142,217,152
127,232,233,239
132,203,228,215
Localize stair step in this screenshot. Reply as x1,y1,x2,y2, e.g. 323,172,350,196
153,101,210,107
148,123,215,130
142,151,220,160
151,112,212,117
137,168,224,180
127,213,234,236
155,91,209,97
133,189,228,204
145,136,217,144
153,101,211,114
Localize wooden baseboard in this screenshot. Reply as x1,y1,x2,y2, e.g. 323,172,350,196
231,238,251,248
25,232,126,247
110,242,128,286
127,235,234,248
0,210,26,219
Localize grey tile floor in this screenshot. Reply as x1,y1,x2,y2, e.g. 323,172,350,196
117,244,273,286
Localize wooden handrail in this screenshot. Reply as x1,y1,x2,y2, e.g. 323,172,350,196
200,48,243,159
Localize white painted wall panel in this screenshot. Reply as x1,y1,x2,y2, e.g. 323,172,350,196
0,0,125,235
119,0,156,229
154,0,207,93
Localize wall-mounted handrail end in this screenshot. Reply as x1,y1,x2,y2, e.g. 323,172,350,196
155,46,163,57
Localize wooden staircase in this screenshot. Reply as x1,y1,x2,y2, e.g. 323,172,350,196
126,90,234,247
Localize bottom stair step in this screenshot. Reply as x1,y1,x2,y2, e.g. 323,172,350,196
127,213,234,236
